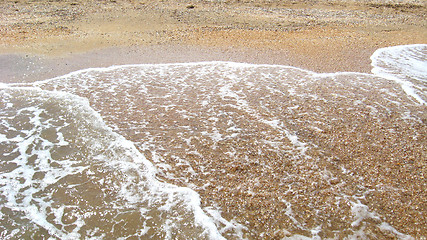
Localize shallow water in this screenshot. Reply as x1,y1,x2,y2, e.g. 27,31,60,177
1,45,426,239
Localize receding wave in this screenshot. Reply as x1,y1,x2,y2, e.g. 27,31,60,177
371,44,427,104
0,87,238,239
1,44,426,239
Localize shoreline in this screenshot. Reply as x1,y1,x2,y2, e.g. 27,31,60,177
1,0,426,83
0,44,378,84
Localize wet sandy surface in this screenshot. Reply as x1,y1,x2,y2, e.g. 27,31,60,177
30,62,427,239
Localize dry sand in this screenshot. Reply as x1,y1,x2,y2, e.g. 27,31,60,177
1,0,426,239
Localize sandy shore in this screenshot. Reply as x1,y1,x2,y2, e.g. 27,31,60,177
1,0,426,82
1,0,426,239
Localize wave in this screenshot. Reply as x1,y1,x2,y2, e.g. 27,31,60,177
371,44,427,104
1,44,425,239
0,86,241,239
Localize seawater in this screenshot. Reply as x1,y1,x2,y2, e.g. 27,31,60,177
0,44,426,239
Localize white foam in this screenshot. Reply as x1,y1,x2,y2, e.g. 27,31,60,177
0,90,89,238
379,222,414,240
350,200,381,227
0,87,229,239
371,44,427,104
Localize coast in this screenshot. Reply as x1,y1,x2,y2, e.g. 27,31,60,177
0,0,426,239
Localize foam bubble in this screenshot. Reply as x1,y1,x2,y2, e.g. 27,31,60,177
0,87,233,239
371,44,427,104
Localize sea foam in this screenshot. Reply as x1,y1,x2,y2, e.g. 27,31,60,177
371,44,427,104
0,86,235,239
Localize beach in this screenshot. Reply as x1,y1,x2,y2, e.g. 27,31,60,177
0,1,426,239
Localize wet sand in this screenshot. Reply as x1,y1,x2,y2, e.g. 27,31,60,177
1,0,426,239
33,62,427,239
